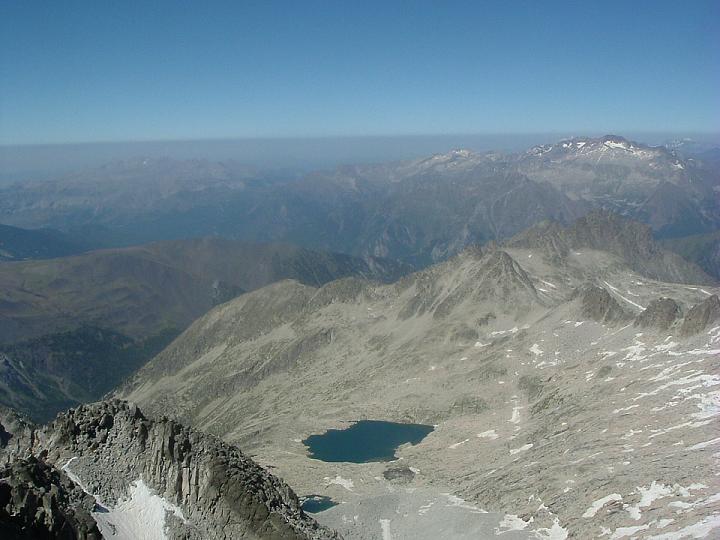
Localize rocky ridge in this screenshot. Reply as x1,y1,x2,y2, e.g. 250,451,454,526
680,294,720,336
506,210,715,284
0,400,338,540
0,456,101,539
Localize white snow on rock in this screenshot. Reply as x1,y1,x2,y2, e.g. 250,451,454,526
325,475,355,491
94,480,185,540
609,523,650,539
510,403,523,424
449,439,470,449
62,458,185,540
691,391,720,419
533,517,568,539
582,493,622,518
379,518,393,540
509,443,533,455
688,437,720,451
625,481,673,520
604,140,629,150
491,327,520,336
442,493,486,514
603,281,646,310
646,515,720,539
496,514,531,533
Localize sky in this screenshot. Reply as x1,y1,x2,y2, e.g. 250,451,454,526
1,0,719,145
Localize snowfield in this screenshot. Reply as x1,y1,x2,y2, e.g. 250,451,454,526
63,458,185,540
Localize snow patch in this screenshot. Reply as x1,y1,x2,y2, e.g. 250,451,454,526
582,494,622,518
496,514,531,534
533,517,568,540
325,475,354,491
646,515,720,539
510,443,533,455
379,518,393,540
448,439,470,449
688,437,720,450
62,459,185,540
442,493,486,514
603,281,646,310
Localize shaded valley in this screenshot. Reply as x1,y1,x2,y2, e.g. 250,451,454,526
0,238,409,421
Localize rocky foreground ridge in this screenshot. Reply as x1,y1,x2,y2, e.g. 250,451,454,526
0,400,338,540
0,456,101,539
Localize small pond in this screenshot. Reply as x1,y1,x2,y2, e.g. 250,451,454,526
301,495,338,513
302,420,434,463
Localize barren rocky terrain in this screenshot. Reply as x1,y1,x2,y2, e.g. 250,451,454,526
119,215,720,539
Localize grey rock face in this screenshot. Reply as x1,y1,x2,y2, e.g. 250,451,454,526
574,284,628,324
506,210,715,285
382,465,416,484
3,400,338,540
0,406,35,463
0,456,101,539
634,298,682,330
680,294,720,336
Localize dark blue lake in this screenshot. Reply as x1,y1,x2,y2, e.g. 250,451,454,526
302,420,434,463
301,495,338,513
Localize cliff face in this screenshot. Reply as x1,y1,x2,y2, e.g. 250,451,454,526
1,400,337,540
0,456,101,540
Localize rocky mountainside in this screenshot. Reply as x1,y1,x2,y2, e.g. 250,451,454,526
0,238,409,422
662,230,720,281
506,210,715,285
0,400,338,540
118,218,720,539
0,136,716,268
515,135,720,238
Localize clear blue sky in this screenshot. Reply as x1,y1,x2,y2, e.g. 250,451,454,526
1,0,718,144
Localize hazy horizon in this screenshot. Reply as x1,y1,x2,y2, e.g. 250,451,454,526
2,131,720,183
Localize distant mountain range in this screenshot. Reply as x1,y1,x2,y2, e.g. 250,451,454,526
0,238,409,421
1,135,717,268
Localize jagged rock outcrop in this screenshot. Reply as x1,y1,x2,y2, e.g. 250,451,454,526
573,284,628,324
634,298,682,331
680,294,720,336
0,456,101,539
0,406,35,463
2,400,339,540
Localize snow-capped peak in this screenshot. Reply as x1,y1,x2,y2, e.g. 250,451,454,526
525,135,676,163
431,148,475,160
